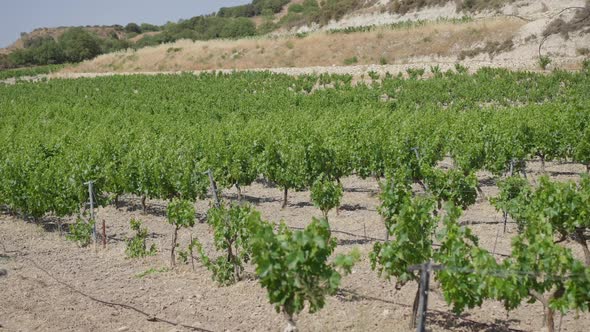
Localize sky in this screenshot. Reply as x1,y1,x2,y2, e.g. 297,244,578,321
0,0,251,47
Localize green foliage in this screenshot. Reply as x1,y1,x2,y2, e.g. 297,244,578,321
59,28,103,63
249,217,357,321
125,23,142,34
125,218,157,258
67,218,94,247
218,4,257,18
192,203,260,286
1,51,590,332
368,70,380,80
539,55,552,70
140,23,160,32
327,16,473,35
435,205,499,314
454,63,468,74
406,68,425,79
177,248,190,264
310,177,343,218
218,0,289,18
0,54,15,70
344,56,358,65
423,168,478,209
0,65,63,80
1,69,590,224
9,37,65,66
371,196,436,284
378,172,413,236
289,3,304,13
167,198,196,228
430,65,442,76
492,176,531,231
167,198,195,266
155,15,256,44
574,128,590,169
494,176,590,251
528,177,590,251
8,27,125,67
497,215,590,331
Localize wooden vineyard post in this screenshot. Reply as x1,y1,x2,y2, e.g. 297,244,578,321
102,220,106,249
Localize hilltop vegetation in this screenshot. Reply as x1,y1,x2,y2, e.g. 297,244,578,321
1,0,588,72
0,0,286,69
0,0,522,70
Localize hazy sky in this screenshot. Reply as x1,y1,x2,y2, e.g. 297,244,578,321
0,0,251,47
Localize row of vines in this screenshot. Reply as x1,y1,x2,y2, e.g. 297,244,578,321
1,67,590,330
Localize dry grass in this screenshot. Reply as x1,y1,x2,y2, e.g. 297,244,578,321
68,18,525,73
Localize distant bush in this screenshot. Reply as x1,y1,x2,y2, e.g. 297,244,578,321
160,16,257,43
220,18,257,38
9,38,65,66
218,4,257,18
218,0,290,18
135,34,166,48
125,23,142,34
0,54,15,70
289,3,304,13
167,47,183,53
140,23,160,32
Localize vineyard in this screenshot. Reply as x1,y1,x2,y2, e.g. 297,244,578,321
1,66,590,331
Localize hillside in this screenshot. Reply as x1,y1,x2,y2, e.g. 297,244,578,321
64,0,589,76
1,0,589,76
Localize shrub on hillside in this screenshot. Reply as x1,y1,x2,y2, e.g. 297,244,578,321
125,23,142,34
59,28,103,63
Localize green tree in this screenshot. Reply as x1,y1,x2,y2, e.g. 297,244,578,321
58,28,102,63
125,23,142,34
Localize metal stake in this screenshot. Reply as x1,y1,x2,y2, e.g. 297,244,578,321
84,180,96,243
